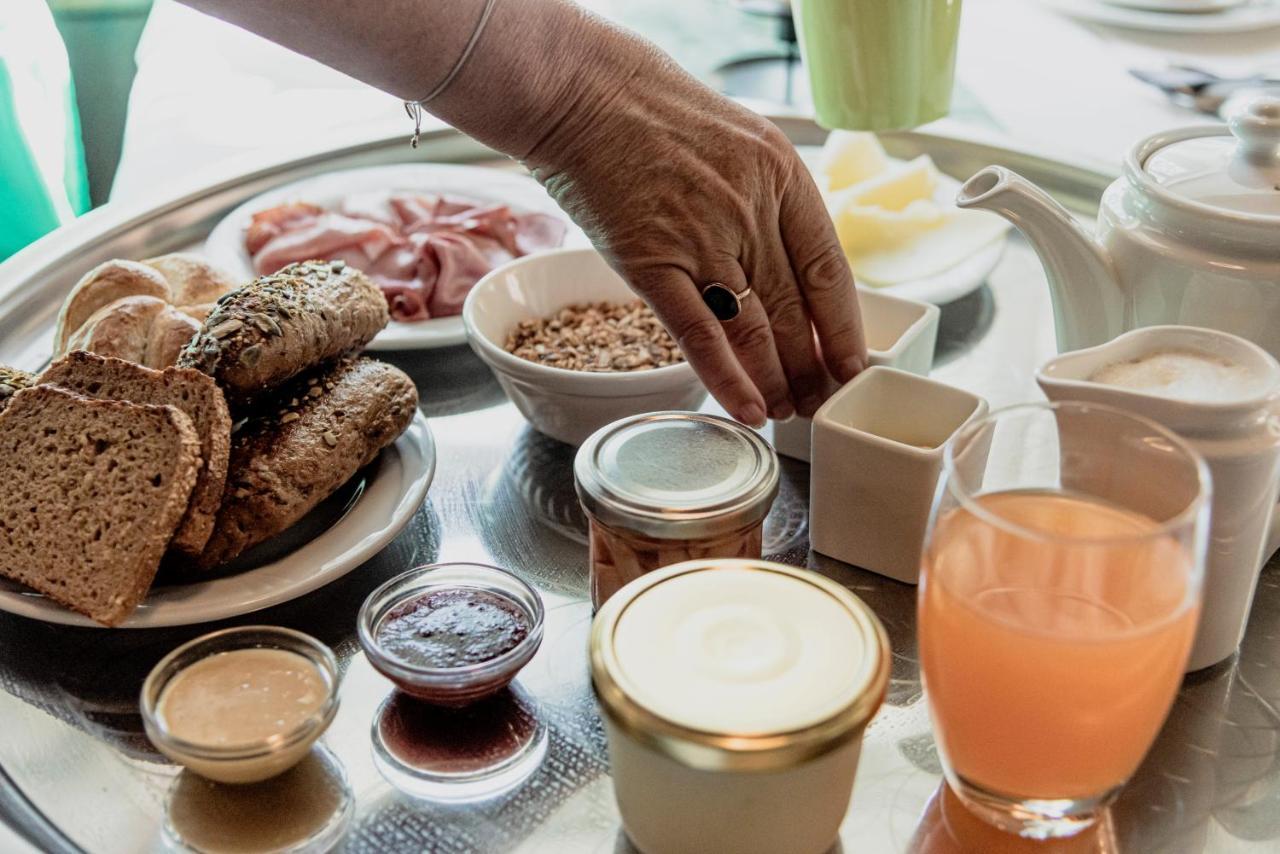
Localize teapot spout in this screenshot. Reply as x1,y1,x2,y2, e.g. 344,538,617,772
957,166,1122,352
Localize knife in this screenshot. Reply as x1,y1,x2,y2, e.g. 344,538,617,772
1130,66,1280,117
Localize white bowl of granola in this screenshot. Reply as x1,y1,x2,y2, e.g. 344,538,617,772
463,248,707,445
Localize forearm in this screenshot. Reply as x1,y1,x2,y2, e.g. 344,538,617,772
177,0,649,160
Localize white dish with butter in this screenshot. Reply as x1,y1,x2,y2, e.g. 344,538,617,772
0,412,436,628
802,135,1010,305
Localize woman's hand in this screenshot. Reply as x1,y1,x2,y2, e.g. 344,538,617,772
524,36,867,426
174,0,866,424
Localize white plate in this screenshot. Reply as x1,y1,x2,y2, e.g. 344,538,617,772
1102,0,1247,12
204,164,591,351
801,148,1009,306
0,412,436,628
1037,0,1280,32
874,238,1007,304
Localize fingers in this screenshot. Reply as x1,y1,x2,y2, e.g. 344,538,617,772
754,250,832,418
778,170,867,383
705,265,795,421
631,268,768,427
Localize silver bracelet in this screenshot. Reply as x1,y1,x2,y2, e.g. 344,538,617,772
405,0,500,148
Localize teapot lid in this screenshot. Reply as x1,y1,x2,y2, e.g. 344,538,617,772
1142,96,1280,217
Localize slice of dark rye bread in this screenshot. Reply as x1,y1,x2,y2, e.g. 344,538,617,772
39,352,231,556
0,386,201,626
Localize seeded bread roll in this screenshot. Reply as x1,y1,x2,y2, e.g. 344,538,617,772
193,357,417,569
0,367,34,415
0,385,201,626
177,260,389,403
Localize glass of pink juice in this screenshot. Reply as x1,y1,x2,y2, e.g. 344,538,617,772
919,402,1209,839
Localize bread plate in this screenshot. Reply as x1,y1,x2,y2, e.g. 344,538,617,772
204,164,591,351
0,411,436,628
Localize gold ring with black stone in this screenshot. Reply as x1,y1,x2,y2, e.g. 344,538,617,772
701,282,752,322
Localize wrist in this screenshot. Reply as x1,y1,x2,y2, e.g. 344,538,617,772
428,0,654,162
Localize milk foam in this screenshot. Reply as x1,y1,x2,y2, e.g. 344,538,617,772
1090,349,1265,403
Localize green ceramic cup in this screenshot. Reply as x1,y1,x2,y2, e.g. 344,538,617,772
792,0,964,131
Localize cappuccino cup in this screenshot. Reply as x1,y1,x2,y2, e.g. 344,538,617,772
1038,326,1280,671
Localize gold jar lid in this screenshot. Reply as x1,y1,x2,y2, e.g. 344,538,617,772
574,412,779,540
590,559,890,773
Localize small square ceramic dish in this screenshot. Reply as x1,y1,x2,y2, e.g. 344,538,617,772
809,367,987,584
772,288,940,462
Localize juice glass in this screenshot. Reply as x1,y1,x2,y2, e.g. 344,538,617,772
919,402,1209,839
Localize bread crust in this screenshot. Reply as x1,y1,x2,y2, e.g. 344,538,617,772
0,386,200,626
66,295,168,365
55,261,171,356
177,261,389,402
143,253,239,307
194,357,417,568
39,352,231,556
146,308,202,369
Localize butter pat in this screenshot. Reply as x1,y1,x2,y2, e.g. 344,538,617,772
835,155,939,211
832,199,947,255
818,131,890,192
849,210,1010,286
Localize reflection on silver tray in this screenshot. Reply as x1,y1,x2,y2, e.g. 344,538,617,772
0,121,1274,854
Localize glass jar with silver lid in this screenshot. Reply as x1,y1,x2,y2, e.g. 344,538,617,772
573,411,780,610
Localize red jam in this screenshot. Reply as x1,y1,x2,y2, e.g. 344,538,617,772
376,588,531,670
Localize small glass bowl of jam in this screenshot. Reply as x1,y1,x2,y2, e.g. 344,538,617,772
358,563,545,707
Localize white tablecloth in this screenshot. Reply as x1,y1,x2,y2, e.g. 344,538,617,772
113,0,1280,200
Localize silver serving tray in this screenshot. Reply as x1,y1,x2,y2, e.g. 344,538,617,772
0,121,1275,854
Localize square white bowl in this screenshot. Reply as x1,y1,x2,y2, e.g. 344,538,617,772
809,366,987,584
772,288,941,462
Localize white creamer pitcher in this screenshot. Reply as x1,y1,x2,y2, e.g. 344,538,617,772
1038,325,1280,671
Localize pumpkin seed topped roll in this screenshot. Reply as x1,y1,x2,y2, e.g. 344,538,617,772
177,260,389,401
0,366,35,415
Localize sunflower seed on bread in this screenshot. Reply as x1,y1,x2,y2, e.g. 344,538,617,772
0,367,34,415
192,356,417,569
177,260,389,404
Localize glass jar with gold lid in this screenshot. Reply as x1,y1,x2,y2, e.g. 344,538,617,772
590,558,890,854
574,411,779,610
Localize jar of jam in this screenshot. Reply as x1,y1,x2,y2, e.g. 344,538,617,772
574,411,780,610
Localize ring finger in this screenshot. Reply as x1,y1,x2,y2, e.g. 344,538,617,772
700,267,795,421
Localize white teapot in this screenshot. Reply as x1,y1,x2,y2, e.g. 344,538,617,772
957,96,1280,358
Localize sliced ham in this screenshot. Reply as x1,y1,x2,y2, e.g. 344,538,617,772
244,189,569,323
420,232,495,318
244,202,324,256
380,280,432,322
251,212,401,275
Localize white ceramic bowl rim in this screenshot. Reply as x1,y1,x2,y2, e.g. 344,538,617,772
462,248,699,396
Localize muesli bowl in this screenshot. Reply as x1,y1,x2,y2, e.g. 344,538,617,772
462,248,707,446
